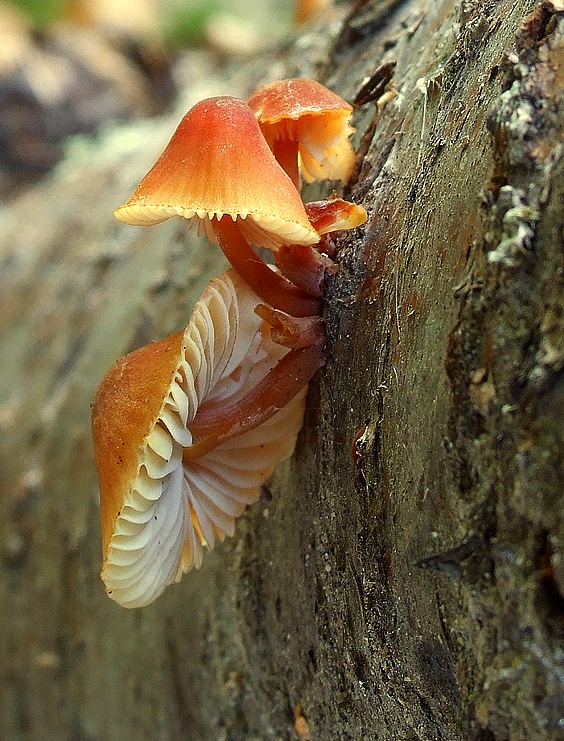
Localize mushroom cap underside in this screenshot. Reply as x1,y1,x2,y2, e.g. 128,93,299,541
248,80,355,184
92,269,308,608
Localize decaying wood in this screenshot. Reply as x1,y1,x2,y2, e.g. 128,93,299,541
1,0,563,739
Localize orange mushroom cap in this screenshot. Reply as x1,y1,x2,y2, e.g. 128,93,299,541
305,196,367,235
92,270,306,608
247,78,356,184
294,0,332,26
114,96,319,251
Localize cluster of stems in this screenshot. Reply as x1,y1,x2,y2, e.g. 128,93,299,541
114,83,366,456
185,110,366,453
189,205,338,454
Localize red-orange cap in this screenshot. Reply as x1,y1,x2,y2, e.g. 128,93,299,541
92,331,187,557
248,78,355,183
114,96,319,248
305,196,367,235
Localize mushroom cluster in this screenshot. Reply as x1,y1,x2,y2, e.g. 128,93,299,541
93,78,367,607
93,271,309,608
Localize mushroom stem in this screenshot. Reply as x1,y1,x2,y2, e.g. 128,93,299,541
275,244,331,298
212,216,322,317
183,338,326,460
271,138,301,189
255,304,326,349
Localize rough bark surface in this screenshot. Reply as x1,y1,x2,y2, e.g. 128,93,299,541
1,1,563,739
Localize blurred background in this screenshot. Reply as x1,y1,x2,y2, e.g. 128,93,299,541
0,0,323,201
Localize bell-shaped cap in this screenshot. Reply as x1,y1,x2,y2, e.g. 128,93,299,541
92,270,306,608
247,78,356,183
114,96,319,249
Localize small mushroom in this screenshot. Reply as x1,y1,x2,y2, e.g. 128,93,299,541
247,78,356,188
92,270,310,608
274,196,368,295
294,0,332,26
304,195,367,236
114,96,322,319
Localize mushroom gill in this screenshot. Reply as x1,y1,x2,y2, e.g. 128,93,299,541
93,270,306,608
247,78,356,186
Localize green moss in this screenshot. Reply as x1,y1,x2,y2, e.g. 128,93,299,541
9,0,65,28
161,0,222,49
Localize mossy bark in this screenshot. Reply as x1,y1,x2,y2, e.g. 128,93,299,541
1,1,563,739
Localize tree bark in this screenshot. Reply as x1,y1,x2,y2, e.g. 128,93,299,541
1,1,563,739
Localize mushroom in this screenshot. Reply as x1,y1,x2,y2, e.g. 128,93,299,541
305,195,367,236
247,78,356,188
294,0,332,26
92,270,313,608
114,96,323,320
272,195,368,296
